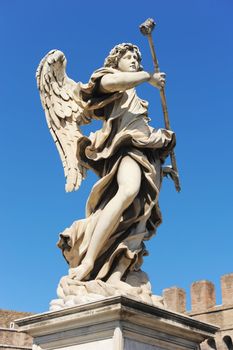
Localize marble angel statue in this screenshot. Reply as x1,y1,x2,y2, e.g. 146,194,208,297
37,43,176,309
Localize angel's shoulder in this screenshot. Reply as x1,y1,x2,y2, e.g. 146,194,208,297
80,67,117,96
90,67,119,80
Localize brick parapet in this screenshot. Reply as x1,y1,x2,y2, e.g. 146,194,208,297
0,310,33,349
191,280,216,312
221,273,233,306
0,310,32,328
163,286,186,313
163,273,233,315
163,273,233,350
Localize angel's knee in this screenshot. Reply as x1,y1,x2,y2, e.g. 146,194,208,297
117,158,141,206
118,182,139,204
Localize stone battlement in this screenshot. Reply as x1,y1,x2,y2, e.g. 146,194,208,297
163,273,233,314
163,273,233,350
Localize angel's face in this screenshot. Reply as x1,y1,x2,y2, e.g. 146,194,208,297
117,49,140,72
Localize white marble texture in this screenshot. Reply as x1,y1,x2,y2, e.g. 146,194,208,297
37,44,175,308
16,296,218,350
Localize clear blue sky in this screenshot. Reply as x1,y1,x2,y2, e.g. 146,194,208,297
0,0,232,313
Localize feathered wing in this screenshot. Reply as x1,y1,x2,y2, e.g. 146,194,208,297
36,50,91,192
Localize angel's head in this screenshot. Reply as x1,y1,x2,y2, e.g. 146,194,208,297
104,43,143,72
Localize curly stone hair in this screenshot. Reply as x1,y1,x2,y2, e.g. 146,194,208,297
104,43,143,70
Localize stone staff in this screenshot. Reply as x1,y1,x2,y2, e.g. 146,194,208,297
140,18,181,192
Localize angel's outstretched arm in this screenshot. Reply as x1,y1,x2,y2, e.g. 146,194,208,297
100,71,165,93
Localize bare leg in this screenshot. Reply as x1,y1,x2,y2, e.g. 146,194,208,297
70,156,141,280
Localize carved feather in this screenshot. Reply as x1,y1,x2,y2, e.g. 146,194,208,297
36,50,90,192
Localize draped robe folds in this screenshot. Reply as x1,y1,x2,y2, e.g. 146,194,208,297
57,67,176,281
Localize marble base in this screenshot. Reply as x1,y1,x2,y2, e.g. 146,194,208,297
15,296,218,350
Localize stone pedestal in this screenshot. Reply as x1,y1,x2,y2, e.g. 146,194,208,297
15,296,218,350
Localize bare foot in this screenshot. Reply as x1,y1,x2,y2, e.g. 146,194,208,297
69,260,93,281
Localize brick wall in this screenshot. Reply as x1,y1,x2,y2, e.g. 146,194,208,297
163,272,233,350
0,309,33,349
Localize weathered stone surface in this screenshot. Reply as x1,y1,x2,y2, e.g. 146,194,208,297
0,309,32,328
15,296,217,350
191,280,216,312
0,309,33,349
163,274,233,349
221,273,233,306
50,272,163,311
163,287,186,313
